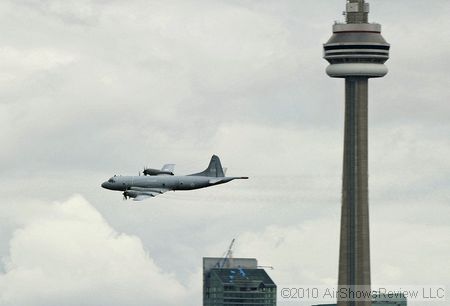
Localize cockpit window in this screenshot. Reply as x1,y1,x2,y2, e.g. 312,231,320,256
108,178,115,183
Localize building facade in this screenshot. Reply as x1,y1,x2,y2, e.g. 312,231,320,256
203,257,276,306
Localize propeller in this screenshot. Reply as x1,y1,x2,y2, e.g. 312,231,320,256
123,183,129,200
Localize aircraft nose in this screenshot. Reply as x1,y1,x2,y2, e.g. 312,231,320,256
101,182,108,189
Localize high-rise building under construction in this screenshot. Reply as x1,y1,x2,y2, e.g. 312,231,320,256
323,0,390,305
203,257,276,306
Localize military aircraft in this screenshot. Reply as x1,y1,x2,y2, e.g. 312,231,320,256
101,155,248,201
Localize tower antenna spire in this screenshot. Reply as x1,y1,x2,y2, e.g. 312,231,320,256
346,0,369,24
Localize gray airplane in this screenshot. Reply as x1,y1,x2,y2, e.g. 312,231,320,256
101,155,248,201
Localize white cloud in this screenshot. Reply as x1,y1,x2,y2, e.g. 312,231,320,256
0,195,192,306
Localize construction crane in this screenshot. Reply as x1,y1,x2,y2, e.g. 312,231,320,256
257,265,274,270
215,238,235,269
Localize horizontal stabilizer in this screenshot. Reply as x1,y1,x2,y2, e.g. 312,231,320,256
209,176,249,184
209,178,223,184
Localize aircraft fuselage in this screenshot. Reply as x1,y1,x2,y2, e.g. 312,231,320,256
101,175,235,192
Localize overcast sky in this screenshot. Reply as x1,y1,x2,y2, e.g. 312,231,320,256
1,1,449,305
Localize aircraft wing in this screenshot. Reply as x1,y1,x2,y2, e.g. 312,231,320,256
128,187,170,201
161,164,175,173
134,193,158,201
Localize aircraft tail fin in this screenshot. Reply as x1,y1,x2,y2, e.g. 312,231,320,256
189,155,225,177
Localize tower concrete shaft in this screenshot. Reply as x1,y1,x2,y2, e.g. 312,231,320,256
338,77,371,306
323,1,390,306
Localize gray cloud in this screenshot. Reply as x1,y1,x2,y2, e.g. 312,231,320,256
1,0,449,305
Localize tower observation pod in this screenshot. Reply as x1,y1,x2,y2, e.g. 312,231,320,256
323,1,390,306
324,1,390,78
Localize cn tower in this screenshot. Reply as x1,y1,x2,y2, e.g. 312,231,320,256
323,1,389,306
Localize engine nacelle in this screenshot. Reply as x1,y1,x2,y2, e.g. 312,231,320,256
123,190,140,199
143,168,174,176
